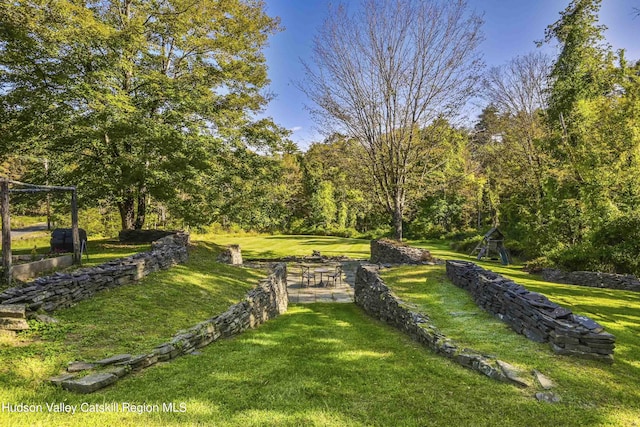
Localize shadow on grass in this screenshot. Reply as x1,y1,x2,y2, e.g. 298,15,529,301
2,304,631,425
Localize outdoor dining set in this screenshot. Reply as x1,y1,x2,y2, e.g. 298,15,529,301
298,264,343,288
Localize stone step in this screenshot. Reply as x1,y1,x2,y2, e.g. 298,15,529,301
0,304,27,319
62,373,118,394
0,317,29,331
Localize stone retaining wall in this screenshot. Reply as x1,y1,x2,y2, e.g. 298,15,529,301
446,260,615,362
55,263,288,393
369,239,433,264
540,269,640,292
0,232,190,314
355,264,522,384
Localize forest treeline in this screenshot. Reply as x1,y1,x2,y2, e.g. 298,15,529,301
2,0,639,275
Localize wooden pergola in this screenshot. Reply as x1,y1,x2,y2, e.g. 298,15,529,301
1,178,81,286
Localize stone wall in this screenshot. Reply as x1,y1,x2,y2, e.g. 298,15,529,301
0,232,190,314
540,269,640,292
55,263,288,393
446,260,615,362
370,239,433,264
355,264,523,384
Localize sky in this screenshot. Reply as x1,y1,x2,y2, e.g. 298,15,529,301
260,0,640,150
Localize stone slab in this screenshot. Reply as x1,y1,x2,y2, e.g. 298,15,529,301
49,373,78,386
533,370,555,390
35,314,59,324
62,373,117,394
0,304,27,318
95,354,132,366
535,391,561,403
496,360,530,387
0,317,29,331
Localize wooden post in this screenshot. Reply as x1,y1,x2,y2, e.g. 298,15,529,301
1,179,11,286
71,189,80,264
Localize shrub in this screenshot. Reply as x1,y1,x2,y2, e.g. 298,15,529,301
450,235,483,253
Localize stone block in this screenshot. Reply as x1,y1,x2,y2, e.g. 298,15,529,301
95,354,132,366
62,373,117,393
0,304,27,318
49,373,78,386
0,317,29,331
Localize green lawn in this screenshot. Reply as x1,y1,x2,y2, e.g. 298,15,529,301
381,263,640,426
0,239,263,394
11,236,150,267
208,233,371,260
1,234,639,426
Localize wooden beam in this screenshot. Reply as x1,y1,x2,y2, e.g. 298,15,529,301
9,189,63,193
1,180,11,286
71,189,80,264
4,179,75,192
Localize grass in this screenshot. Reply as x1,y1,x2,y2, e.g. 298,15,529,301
8,215,47,229
1,303,636,426
381,263,640,426
10,236,150,267
1,234,639,425
208,233,371,260
0,238,263,392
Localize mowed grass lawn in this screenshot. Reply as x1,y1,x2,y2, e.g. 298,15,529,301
208,233,370,260
1,234,639,426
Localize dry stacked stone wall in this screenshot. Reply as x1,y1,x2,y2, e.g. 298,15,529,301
355,264,521,384
55,263,288,393
0,232,190,314
370,239,433,264
446,260,615,362
540,269,640,292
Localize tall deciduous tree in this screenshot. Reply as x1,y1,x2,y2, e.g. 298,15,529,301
302,0,483,240
0,0,283,230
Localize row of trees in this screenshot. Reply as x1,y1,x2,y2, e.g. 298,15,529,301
3,0,640,274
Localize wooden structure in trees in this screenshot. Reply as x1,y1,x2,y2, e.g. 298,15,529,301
1,178,81,286
470,227,511,265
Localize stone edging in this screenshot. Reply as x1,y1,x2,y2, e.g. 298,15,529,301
446,261,615,363
354,264,536,386
540,268,640,292
51,263,288,393
0,232,190,314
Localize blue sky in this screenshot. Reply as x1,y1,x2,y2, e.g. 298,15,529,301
260,0,640,150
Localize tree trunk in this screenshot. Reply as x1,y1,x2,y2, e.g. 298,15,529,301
117,191,135,230
134,186,146,230
392,206,403,242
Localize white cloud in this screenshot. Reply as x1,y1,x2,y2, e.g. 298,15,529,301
289,126,303,132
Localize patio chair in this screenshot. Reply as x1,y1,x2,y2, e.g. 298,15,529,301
326,264,343,288
300,264,315,287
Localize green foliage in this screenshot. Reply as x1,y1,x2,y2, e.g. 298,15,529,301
1,0,285,230
449,235,483,254
310,180,337,228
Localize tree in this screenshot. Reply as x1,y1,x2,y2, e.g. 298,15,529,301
302,0,483,240
478,52,552,249
0,0,283,230
541,0,624,243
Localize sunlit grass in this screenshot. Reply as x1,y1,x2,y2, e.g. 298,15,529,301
2,235,639,425
1,304,633,426
203,233,370,260
381,262,640,424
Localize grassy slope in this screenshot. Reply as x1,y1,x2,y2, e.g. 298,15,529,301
0,238,263,405
1,303,625,427
1,234,638,426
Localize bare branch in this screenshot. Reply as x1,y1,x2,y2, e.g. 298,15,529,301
300,0,483,239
